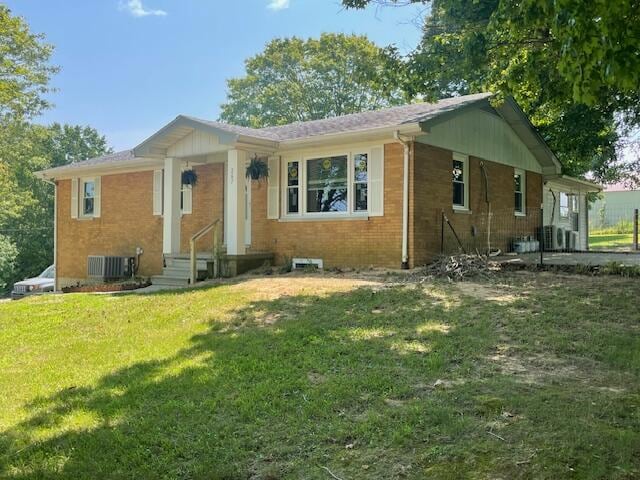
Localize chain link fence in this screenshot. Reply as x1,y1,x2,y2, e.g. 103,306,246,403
437,204,639,264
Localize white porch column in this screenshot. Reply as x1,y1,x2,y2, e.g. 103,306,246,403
225,149,247,255
163,157,182,254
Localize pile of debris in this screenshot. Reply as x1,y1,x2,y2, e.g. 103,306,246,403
421,254,501,281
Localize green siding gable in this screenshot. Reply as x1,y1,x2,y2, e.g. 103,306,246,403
416,108,542,173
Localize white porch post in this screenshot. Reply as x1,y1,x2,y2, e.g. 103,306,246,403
225,149,247,255
163,157,181,254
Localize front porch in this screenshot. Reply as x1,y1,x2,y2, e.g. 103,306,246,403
133,116,278,285
150,251,275,286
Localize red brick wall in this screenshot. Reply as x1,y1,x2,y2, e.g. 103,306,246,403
55,142,544,282
248,142,404,268
411,143,542,265
56,171,163,285
180,163,224,253
56,163,224,286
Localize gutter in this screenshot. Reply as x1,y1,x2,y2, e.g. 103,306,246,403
544,174,602,192
394,131,412,269
40,177,58,292
277,124,423,150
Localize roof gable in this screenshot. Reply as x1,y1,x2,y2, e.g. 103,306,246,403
36,93,562,178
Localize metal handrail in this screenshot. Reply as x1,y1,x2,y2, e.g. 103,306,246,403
190,219,221,285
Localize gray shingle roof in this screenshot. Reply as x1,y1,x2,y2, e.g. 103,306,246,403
40,93,492,175
180,117,280,141
40,149,136,175
260,92,491,141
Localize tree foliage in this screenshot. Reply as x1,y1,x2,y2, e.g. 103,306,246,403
0,122,111,290
0,6,113,290
0,234,18,291
220,33,408,128
342,0,640,183
0,5,58,121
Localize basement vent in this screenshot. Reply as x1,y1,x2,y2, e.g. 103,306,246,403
88,256,134,279
292,258,323,270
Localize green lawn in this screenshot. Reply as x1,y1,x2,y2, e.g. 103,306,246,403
1,273,639,479
589,233,634,249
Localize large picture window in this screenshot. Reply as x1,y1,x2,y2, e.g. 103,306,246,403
283,149,376,217
306,155,348,213
82,179,95,216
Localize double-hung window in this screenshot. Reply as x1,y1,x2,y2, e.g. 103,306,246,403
286,161,300,214
81,179,95,217
559,192,569,218
514,169,526,215
353,153,368,211
452,153,469,210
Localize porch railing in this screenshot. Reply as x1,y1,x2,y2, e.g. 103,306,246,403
190,219,221,285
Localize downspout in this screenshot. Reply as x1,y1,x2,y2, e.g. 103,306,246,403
41,177,58,292
394,131,411,269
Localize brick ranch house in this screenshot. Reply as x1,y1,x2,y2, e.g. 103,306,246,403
36,93,600,289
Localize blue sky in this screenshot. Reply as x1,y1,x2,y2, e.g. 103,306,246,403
5,1,424,151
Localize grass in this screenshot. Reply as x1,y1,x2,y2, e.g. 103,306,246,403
589,233,634,249
1,272,639,479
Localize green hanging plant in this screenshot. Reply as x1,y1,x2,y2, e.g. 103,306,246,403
246,156,269,181
182,169,198,186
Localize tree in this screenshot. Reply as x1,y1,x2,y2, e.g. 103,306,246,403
219,33,408,128
342,0,640,184
0,5,58,121
0,122,111,289
0,234,18,291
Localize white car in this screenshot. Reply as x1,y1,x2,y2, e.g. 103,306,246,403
11,265,55,300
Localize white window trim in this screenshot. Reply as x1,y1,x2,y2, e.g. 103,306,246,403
79,177,96,219
514,168,526,217
282,149,372,219
452,152,469,211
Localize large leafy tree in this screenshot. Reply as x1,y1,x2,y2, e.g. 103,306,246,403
0,5,58,121
219,33,408,128
343,0,640,184
0,122,111,289
0,6,112,290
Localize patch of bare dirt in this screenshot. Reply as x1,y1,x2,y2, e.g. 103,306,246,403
455,282,520,304
487,343,631,394
228,274,383,301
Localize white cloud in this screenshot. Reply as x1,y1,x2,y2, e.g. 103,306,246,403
267,0,290,11
119,0,167,17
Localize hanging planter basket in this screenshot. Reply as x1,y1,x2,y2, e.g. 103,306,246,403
246,156,269,182
182,169,198,186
